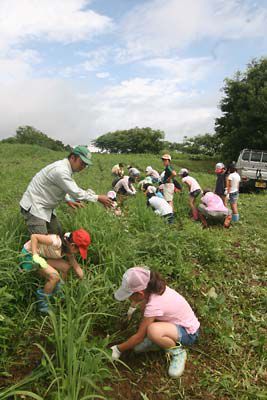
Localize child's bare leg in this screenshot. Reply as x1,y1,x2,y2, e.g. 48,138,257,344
47,258,71,281
147,322,179,349
39,265,60,294
199,213,208,227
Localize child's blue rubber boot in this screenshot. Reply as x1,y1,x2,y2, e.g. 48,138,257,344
36,289,52,314
232,214,239,222
52,281,65,298
166,346,187,378
134,337,160,353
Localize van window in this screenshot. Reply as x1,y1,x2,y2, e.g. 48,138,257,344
251,151,262,162
262,153,267,163
242,150,250,161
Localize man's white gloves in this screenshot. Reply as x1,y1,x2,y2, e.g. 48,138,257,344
32,254,48,269
111,345,121,360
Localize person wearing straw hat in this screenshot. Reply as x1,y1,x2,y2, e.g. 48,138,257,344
20,145,112,235
214,162,227,205
110,266,200,378
161,154,176,210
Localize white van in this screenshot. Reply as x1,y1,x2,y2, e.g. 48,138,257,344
236,149,267,190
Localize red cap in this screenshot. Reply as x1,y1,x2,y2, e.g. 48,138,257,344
72,229,91,259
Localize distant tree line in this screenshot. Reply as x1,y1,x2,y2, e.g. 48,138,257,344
1,126,72,152
93,127,165,154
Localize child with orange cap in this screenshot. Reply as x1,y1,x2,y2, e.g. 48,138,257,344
20,229,91,313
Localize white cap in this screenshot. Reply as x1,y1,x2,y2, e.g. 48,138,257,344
215,162,225,170
179,168,188,176
147,185,156,194
129,167,140,177
107,190,116,200
161,154,171,161
146,166,153,173
114,267,151,301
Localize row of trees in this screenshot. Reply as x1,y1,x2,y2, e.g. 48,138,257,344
1,126,72,152
94,127,165,154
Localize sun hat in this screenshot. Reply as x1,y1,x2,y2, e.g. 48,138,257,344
215,162,225,173
73,146,92,165
114,266,151,301
144,176,153,184
129,167,140,177
72,229,91,259
146,166,153,173
179,168,188,176
107,190,117,200
147,185,156,194
161,154,171,161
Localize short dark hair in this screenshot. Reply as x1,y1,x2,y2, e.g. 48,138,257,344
68,153,79,161
119,163,124,168
181,171,188,178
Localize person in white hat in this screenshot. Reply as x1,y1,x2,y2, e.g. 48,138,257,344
145,186,174,223
145,166,160,183
214,162,227,205
107,190,122,216
110,266,200,379
161,154,177,210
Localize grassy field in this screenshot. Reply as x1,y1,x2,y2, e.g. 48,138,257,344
0,143,266,400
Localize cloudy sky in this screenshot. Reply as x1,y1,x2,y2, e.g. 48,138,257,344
0,0,266,145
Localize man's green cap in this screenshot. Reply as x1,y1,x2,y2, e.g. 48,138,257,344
73,145,92,165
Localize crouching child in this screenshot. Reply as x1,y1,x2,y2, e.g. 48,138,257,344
20,229,91,313
111,266,200,378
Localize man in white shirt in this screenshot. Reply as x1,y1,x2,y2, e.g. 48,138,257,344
20,146,112,234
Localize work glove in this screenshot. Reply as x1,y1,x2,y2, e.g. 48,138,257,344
32,254,48,269
111,345,121,360
127,306,136,321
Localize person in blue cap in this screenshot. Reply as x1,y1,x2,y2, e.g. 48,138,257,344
20,145,112,235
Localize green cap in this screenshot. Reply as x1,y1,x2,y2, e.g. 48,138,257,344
73,146,92,165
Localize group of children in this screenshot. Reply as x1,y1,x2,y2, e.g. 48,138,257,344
110,155,241,228
19,155,241,379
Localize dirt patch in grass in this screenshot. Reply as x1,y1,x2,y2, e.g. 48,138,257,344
105,350,230,400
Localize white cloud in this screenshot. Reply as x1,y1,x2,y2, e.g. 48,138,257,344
118,0,267,61
0,49,41,81
0,76,220,145
0,0,113,52
96,72,110,78
143,57,217,82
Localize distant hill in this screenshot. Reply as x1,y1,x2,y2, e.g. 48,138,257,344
1,125,72,152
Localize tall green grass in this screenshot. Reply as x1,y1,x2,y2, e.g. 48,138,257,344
0,143,266,399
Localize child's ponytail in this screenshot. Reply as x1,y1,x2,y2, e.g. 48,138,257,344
145,271,166,296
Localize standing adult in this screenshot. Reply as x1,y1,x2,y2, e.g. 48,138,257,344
161,154,176,210
20,146,112,235
226,163,241,222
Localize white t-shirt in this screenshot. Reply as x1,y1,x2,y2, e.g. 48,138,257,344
182,176,201,193
148,196,173,216
228,172,241,193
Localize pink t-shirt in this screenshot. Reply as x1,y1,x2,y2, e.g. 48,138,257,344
201,192,228,213
182,176,201,193
144,286,200,334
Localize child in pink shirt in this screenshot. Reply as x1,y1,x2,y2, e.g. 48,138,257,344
111,266,200,378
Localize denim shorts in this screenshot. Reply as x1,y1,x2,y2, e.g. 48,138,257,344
229,191,239,204
176,325,199,346
189,189,201,199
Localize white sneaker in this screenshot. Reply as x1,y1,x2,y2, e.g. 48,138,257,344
166,346,187,378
